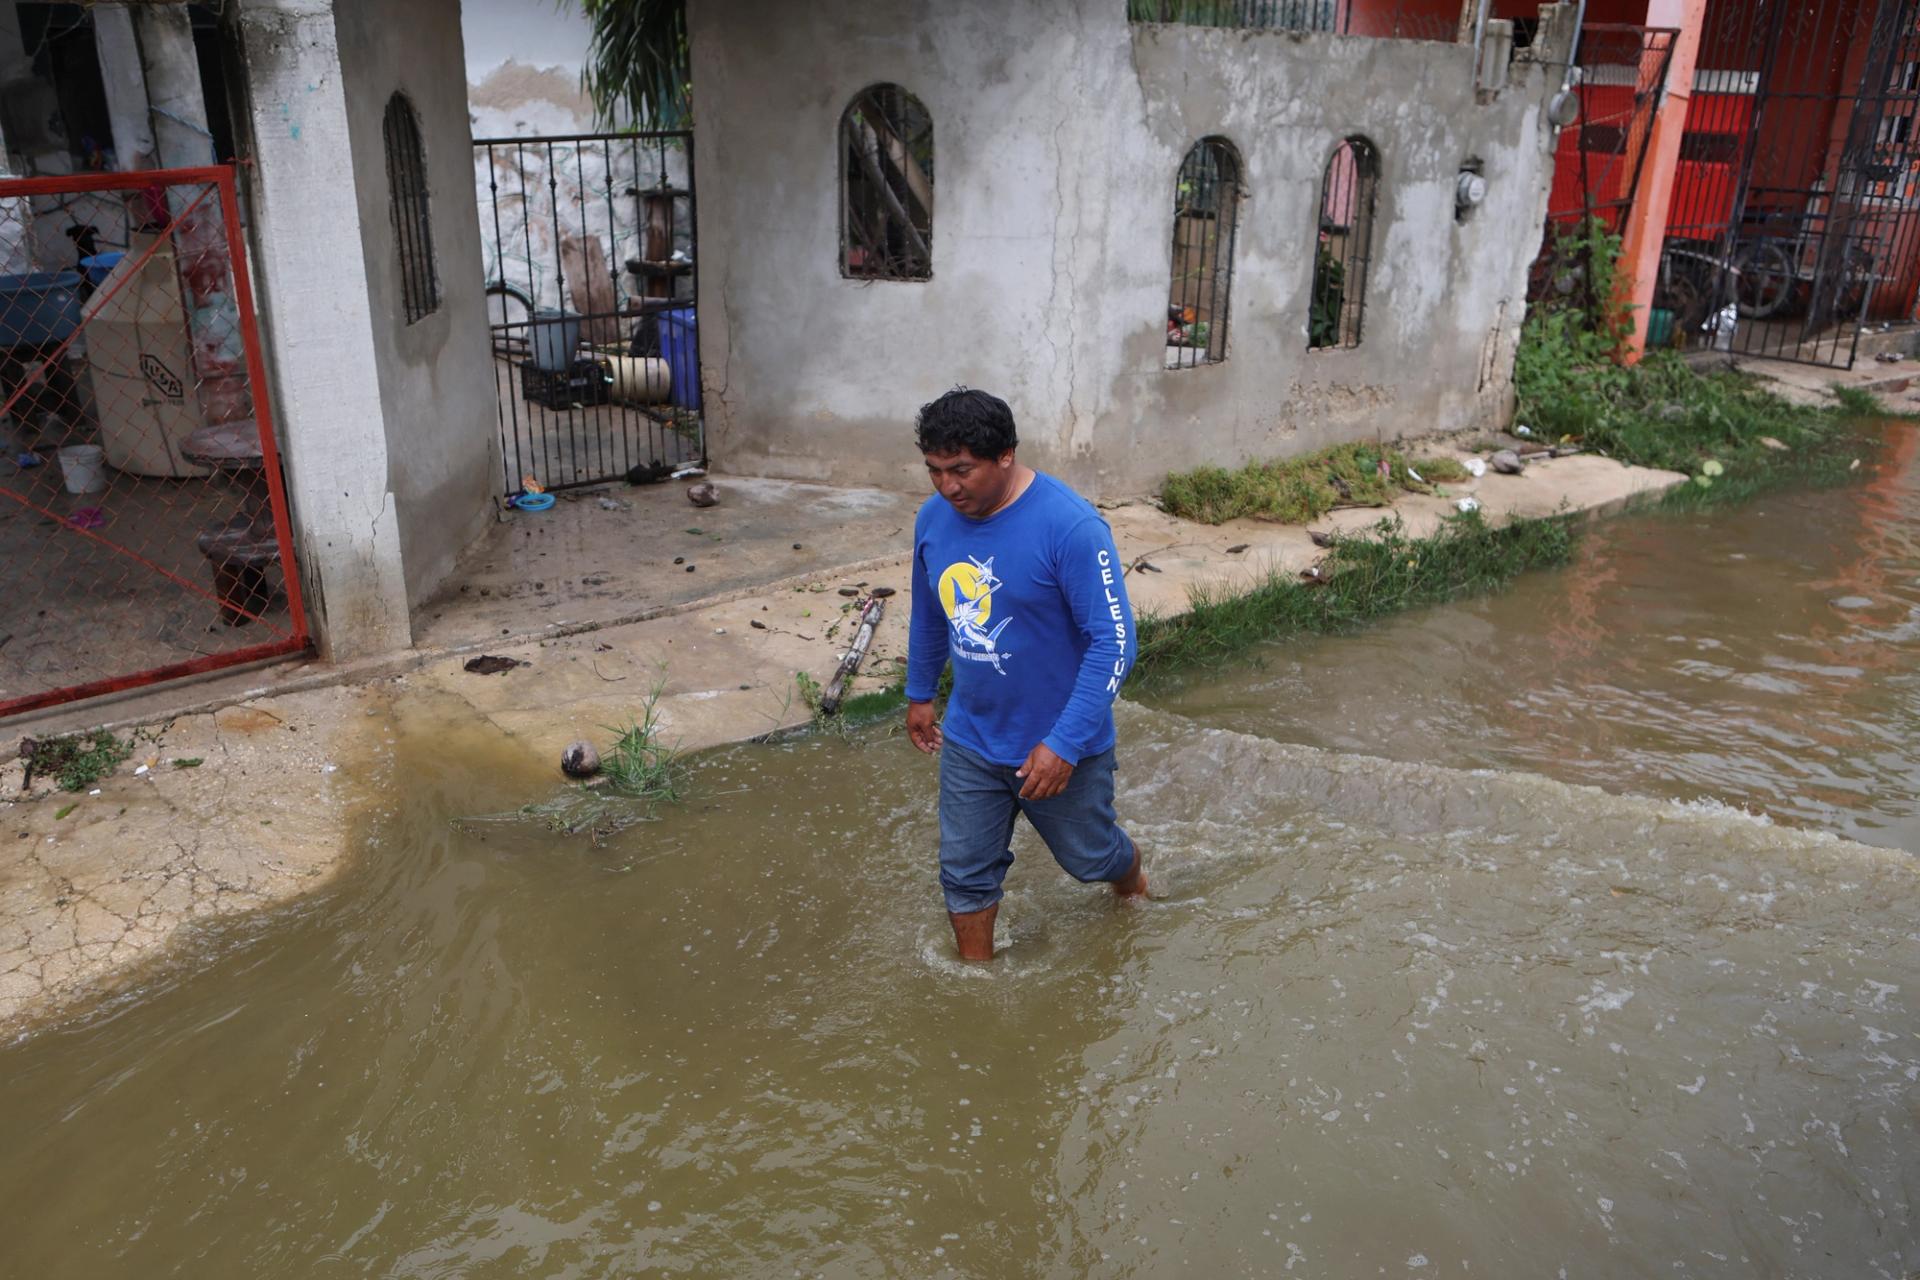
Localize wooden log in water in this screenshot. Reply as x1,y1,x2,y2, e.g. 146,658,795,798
819,597,886,715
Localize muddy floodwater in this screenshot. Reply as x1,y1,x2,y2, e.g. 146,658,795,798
4,440,1920,1278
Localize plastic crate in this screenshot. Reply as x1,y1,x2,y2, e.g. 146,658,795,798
0,270,82,348
520,357,610,410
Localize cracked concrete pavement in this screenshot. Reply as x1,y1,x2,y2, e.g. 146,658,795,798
1,446,1686,1041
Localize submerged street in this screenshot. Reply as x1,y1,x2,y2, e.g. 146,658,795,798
1,427,1915,1278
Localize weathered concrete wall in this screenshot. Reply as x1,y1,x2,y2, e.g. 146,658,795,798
235,0,413,660
332,0,499,611
689,0,1572,496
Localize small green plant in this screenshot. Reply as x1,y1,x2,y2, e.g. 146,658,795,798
26,731,134,793
794,670,823,713
599,683,684,803
1308,245,1346,349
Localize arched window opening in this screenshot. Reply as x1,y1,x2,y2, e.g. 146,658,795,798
841,84,933,280
1166,137,1243,369
1309,136,1378,350
383,92,439,323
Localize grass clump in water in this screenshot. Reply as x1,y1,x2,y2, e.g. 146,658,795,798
1515,216,1871,505
1162,443,1472,525
459,680,684,844
1132,510,1576,682
25,730,135,792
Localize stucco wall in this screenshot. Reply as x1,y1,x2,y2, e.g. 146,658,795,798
689,0,1573,496
333,0,498,610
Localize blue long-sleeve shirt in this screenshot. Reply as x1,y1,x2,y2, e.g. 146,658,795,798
906,472,1135,767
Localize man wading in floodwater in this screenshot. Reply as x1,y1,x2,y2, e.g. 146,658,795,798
905,387,1146,960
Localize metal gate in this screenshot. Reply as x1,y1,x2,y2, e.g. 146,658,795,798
1530,24,1678,308
475,130,705,497
0,166,308,719
1658,0,1920,367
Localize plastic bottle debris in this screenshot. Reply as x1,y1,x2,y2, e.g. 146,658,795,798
1456,497,1482,513
1464,458,1488,478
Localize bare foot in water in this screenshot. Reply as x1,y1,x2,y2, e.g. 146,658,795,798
1112,847,1148,899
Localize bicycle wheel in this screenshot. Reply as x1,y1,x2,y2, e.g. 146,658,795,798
1734,240,1794,320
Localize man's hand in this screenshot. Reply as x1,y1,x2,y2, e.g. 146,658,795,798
906,700,944,755
1016,743,1073,800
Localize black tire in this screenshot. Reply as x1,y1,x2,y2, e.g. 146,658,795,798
1734,239,1794,320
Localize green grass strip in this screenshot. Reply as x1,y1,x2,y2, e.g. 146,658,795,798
1131,511,1577,685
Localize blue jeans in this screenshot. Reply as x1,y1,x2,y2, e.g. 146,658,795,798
937,740,1137,915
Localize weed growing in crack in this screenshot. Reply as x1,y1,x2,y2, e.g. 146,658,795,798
25,731,135,793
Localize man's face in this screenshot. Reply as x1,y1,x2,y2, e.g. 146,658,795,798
924,448,1014,518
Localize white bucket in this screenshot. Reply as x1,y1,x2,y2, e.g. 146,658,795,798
58,443,106,495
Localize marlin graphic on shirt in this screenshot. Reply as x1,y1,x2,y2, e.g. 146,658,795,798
941,555,1013,673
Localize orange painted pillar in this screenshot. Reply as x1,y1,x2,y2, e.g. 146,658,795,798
1617,0,1710,362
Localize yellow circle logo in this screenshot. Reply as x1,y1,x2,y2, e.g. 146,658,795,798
938,561,990,623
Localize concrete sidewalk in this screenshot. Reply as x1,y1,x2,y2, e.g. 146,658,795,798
0,444,1684,1038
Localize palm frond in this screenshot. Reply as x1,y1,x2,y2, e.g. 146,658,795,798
570,0,691,128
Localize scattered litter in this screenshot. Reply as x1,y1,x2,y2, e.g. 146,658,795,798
133,764,149,776
670,465,706,479
1701,459,1725,477
66,507,106,530
1514,424,1532,437
1225,543,1250,554
15,452,41,468
88,788,100,796
1876,351,1906,363
171,758,203,769
1299,564,1327,585
463,654,526,675
714,626,727,635
1490,449,1524,475
1851,458,1863,471
1463,458,1487,477
1406,466,1425,484
1456,497,1482,513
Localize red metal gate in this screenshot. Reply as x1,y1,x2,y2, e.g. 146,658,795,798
0,166,307,719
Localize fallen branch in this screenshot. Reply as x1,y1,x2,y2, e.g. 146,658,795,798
819,596,885,715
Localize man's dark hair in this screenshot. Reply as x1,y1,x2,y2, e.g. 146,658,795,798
915,387,1018,459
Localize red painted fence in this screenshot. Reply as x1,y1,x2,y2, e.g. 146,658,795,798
0,166,308,719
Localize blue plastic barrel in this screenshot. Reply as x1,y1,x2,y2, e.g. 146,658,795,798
659,306,701,411
0,271,83,348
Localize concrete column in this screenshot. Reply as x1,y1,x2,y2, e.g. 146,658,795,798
134,5,216,169
1617,0,1709,361
235,0,411,660
91,4,156,170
